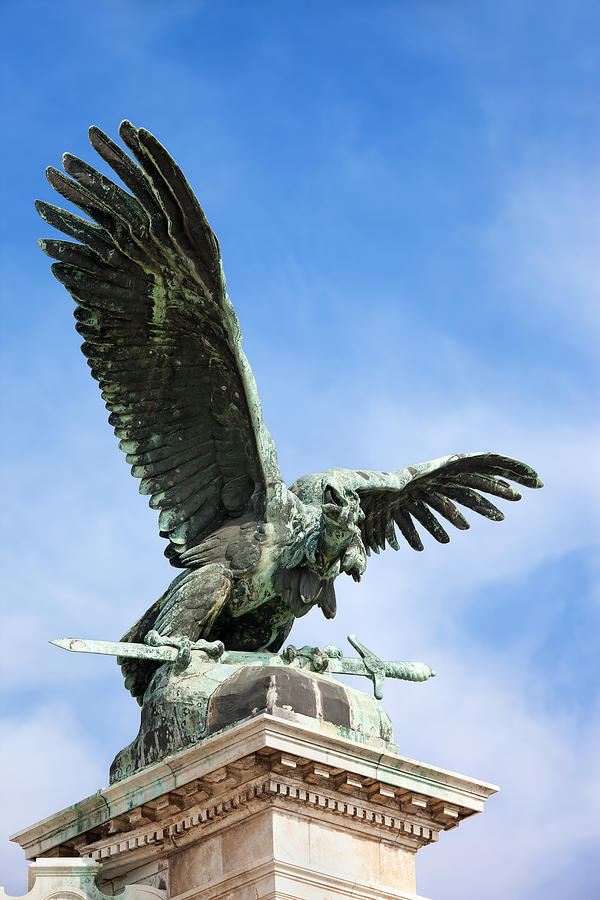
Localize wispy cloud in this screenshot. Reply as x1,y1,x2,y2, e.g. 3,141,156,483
0,706,105,895
487,166,600,347
399,650,600,900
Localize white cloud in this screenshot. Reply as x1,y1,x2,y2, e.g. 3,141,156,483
487,166,600,344
286,381,600,899
393,648,600,900
0,706,105,896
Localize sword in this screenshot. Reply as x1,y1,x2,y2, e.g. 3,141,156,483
50,635,435,699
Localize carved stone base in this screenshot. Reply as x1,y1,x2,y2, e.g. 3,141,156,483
9,714,497,899
110,659,394,783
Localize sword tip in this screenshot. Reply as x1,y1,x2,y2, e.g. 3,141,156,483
49,638,84,651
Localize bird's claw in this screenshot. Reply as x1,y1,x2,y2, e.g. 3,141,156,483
282,643,342,673
145,631,192,671
191,638,225,660
144,631,224,671
145,630,168,648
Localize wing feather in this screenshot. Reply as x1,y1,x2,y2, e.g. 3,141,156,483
37,121,283,563
393,507,424,551
331,453,542,555
434,484,505,521
406,499,450,544
416,490,470,530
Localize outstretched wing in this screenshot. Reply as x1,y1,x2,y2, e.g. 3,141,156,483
36,121,283,565
346,453,542,554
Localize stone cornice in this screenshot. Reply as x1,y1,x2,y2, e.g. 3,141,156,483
79,772,444,872
11,713,497,864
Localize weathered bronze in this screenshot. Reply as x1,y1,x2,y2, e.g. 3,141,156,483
37,122,543,710
51,635,436,699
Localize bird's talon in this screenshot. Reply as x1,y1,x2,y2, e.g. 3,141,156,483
174,639,192,672
144,631,196,671
145,630,162,647
310,648,330,673
191,638,225,659
285,644,331,673
282,645,298,663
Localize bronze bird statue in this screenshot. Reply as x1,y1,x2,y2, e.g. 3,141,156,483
36,122,543,704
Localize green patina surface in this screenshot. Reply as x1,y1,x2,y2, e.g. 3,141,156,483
110,655,394,783
37,122,542,774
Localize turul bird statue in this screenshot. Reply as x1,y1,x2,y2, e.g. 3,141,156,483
37,122,543,705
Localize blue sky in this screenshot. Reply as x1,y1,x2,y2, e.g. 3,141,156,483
1,1,599,897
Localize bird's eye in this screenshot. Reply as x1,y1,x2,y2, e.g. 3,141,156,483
324,485,344,505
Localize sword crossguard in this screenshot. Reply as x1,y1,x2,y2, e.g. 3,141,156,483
347,634,387,699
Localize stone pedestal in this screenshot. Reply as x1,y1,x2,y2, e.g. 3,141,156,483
9,714,497,899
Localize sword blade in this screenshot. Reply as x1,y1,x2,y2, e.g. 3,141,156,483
50,637,177,663
50,639,436,691
327,657,369,676
50,638,286,668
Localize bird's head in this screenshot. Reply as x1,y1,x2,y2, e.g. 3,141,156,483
289,471,367,580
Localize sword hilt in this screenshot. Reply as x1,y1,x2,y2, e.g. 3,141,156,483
347,634,387,699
